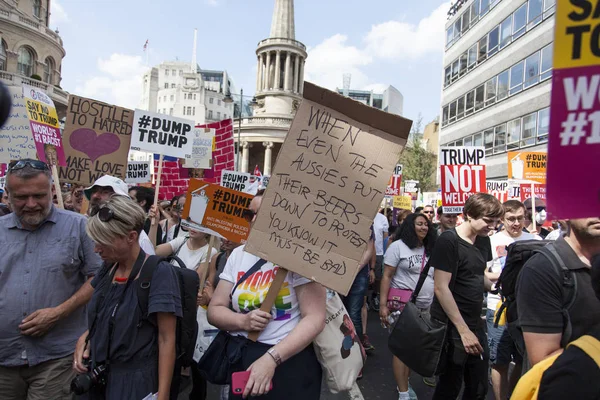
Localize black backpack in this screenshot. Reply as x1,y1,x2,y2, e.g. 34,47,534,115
137,255,200,368
495,240,577,356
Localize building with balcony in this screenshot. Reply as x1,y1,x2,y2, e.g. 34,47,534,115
0,0,68,117
439,0,556,178
336,85,404,116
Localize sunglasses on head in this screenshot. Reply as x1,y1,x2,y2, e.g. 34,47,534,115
242,209,257,223
90,205,129,225
8,160,49,172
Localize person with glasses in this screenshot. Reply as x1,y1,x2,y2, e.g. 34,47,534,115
73,196,182,400
207,189,326,399
485,200,540,400
70,185,84,213
160,195,187,243
0,159,102,400
422,205,435,222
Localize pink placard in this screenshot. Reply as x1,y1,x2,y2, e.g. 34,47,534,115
29,121,67,167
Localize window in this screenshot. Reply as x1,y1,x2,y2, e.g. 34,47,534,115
165,70,169,76
507,118,521,150
494,124,506,154
497,70,509,100
473,132,483,147
541,44,553,80
444,66,452,86
465,91,475,116
451,60,459,82
488,26,500,57
544,0,556,16
172,69,176,75
33,0,41,18
478,37,487,63
459,53,468,77
454,18,462,41
179,70,183,76
457,96,465,119
513,4,527,39
524,51,541,88
217,112,221,119
209,97,214,104
528,0,543,28
208,110,213,119
169,108,173,115
183,94,187,100
43,58,54,84
464,136,473,146
475,85,485,111
500,16,512,49
537,108,550,143
522,113,537,146
446,26,454,47
193,107,196,116
484,129,494,156
462,10,470,33
218,99,221,106
17,47,34,76
485,76,497,106
0,41,7,71
164,83,168,89
510,61,524,95
193,94,197,100
449,100,457,122
470,0,480,23
442,105,449,126
480,0,490,16
455,138,464,147
468,44,477,68
171,84,176,88
170,95,174,101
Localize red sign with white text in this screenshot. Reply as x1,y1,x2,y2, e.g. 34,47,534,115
519,184,547,201
440,147,486,214
386,174,402,196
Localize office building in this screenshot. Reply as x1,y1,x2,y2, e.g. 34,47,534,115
337,85,404,116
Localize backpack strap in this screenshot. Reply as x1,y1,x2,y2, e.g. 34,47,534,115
174,237,189,258
568,335,600,368
136,255,164,324
230,259,268,303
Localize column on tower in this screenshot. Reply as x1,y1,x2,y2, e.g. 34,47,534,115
298,58,305,94
256,54,263,93
284,52,291,91
274,51,281,90
263,141,274,176
293,54,300,93
242,141,252,173
264,52,271,91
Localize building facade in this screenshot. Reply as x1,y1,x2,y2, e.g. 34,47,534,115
140,61,235,125
336,85,404,116
439,0,556,178
0,0,68,116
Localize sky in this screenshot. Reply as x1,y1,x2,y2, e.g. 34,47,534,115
51,0,450,127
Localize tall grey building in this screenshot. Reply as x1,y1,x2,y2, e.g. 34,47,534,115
439,0,556,178
336,86,404,116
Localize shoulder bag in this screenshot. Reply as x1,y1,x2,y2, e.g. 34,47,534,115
387,248,428,312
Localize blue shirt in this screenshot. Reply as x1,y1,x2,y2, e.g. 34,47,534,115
0,206,102,366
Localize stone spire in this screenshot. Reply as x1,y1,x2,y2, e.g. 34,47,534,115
269,0,295,39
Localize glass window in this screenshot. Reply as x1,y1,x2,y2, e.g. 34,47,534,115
454,19,462,40
541,44,553,80
485,76,497,106
169,108,173,115
484,129,494,156
528,0,543,28
446,26,454,46
537,108,550,143
478,37,487,63
510,61,525,95
524,51,541,88
468,44,478,68
445,66,452,86
457,96,465,119
217,111,221,119
513,4,527,39
33,0,41,18
0,41,5,71
544,0,556,15
488,27,500,57
208,110,213,119
494,124,506,154
474,132,483,147
497,70,509,100
452,60,459,82
522,113,537,146
17,47,34,76
481,0,490,16
475,85,485,111
455,138,464,147
170,95,174,101
471,0,480,23
179,70,183,76
459,53,468,77
462,10,470,33
171,84,176,88
209,97,214,104
218,99,222,106
464,136,473,146
165,70,169,76
465,91,475,116
507,118,521,150
44,57,54,84
172,69,176,75
500,16,512,49
164,83,168,88
449,100,457,122
443,105,449,126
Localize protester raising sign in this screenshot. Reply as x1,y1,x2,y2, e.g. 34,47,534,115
60,96,133,185
440,146,486,214
183,128,214,169
181,179,253,244
125,161,151,184
131,110,195,159
244,82,411,295
221,170,251,192
0,86,36,162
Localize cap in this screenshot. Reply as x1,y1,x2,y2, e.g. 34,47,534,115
84,175,130,200
523,197,546,209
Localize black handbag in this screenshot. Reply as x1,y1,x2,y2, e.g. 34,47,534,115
388,231,460,377
197,258,268,384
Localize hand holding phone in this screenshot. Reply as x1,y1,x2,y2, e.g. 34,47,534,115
231,371,273,396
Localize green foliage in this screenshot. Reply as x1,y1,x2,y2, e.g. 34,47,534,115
30,74,42,81
399,113,438,192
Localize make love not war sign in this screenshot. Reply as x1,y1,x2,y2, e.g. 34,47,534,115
547,1,600,219
131,110,195,159
440,146,486,214
60,95,133,185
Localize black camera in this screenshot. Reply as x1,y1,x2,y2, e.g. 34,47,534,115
70,362,108,395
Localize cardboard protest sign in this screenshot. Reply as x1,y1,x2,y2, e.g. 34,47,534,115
244,82,411,295
393,195,412,210
487,180,510,203
22,85,66,166
131,110,194,159
0,86,36,162
183,128,214,169
404,180,419,201
547,2,600,219
60,96,133,185
386,174,402,196
181,179,253,243
507,151,546,184
440,147,486,214
126,161,151,184
221,170,251,192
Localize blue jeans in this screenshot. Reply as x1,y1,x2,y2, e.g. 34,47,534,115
342,265,369,339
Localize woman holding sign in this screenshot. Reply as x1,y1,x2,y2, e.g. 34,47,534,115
205,190,326,399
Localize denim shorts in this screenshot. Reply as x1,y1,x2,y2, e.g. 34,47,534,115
486,309,522,366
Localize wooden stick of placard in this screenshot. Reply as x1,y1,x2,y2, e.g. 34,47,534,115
247,266,288,342
148,154,164,246
198,236,216,293
531,183,536,232
51,165,64,209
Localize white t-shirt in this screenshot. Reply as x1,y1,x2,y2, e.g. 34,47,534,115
219,245,312,345
383,240,433,309
487,231,541,310
169,237,217,271
373,212,389,256
139,231,155,255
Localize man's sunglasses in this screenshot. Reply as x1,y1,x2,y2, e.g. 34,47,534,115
423,211,434,214
90,205,129,225
534,206,546,213
8,160,49,172
242,209,257,223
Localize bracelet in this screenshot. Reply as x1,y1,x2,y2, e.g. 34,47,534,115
267,347,282,366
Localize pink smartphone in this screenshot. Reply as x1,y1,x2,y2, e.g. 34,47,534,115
231,371,273,395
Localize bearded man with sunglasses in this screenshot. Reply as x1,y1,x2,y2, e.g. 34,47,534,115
0,159,102,400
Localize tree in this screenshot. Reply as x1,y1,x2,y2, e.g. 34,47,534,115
399,113,438,192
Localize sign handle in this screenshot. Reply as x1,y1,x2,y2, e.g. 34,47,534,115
149,154,164,247
51,165,64,209
198,235,216,293
247,267,288,342
531,183,536,232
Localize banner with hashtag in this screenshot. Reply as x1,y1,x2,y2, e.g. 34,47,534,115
547,1,600,218
130,109,195,159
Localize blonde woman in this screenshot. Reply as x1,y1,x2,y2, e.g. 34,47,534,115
73,196,182,400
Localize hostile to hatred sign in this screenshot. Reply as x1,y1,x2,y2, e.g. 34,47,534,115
244,82,411,295
131,110,195,159
440,146,486,214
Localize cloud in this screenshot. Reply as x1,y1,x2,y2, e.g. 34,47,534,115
206,0,220,6
50,0,69,25
364,2,450,60
76,54,147,109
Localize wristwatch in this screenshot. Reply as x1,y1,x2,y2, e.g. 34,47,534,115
267,347,282,366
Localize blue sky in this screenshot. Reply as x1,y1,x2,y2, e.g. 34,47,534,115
51,0,450,126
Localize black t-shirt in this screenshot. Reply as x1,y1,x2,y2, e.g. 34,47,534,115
430,230,492,330
538,328,600,400
516,237,600,340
